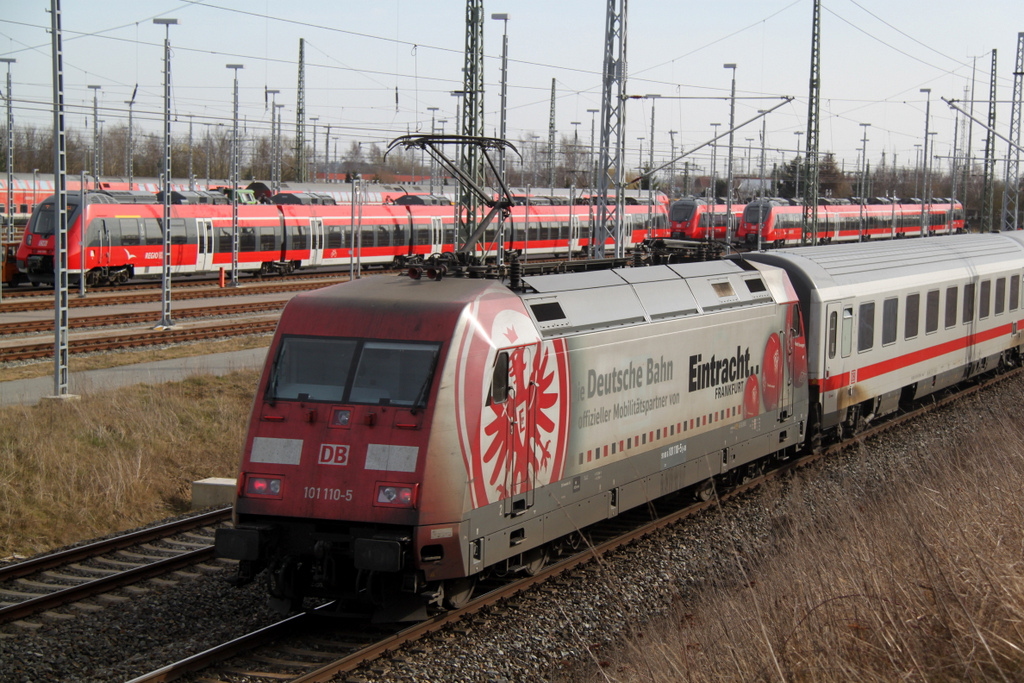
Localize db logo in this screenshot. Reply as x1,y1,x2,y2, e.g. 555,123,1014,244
318,444,350,466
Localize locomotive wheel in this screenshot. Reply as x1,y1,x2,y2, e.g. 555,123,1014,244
740,460,764,484
692,478,714,503
442,577,476,609
522,546,549,576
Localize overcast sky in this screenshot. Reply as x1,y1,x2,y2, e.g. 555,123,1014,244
2,1,1022,177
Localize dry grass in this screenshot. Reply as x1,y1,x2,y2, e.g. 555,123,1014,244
1,335,271,382
587,409,1024,681
0,369,260,559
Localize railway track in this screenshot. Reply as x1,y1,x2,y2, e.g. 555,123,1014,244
0,278,350,314
123,367,1019,682
0,319,279,362
0,300,287,336
0,508,232,626
0,270,358,301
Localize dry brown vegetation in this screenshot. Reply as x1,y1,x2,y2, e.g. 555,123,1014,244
584,404,1024,681
0,370,260,559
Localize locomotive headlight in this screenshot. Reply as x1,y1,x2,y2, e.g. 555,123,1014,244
375,483,417,507
245,475,283,498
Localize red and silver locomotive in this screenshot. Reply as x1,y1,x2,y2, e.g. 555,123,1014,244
216,252,810,617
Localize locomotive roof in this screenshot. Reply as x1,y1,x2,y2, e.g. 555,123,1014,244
519,260,787,338
738,233,1024,301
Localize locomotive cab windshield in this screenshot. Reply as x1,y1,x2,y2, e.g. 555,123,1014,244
267,335,440,407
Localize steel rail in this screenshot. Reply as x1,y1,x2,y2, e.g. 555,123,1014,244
0,319,279,361
0,300,286,336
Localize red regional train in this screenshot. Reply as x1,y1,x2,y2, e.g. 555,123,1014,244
215,231,1024,621
736,197,965,247
0,173,447,224
668,197,744,240
13,191,668,286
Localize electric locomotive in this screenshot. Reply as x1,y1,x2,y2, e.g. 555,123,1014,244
216,258,810,619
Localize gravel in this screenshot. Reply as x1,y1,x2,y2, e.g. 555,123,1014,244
0,374,1015,683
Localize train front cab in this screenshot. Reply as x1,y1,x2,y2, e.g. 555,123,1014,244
215,277,506,618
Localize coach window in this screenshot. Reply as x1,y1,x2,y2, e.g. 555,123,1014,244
905,293,920,340
169,218,188,245
119,218,141,246
144,218,162,245
858,302,875,353
979,280,991,319
292,225,308,250
926,290,940,333
240,227,256,252
1011,275,1021,311
828,311,838,359
86,218,105,247
259,227,277,251
995,278,1006,315
963,282,976,324
882,298,898,346
841,307,853,358
944,287,958,329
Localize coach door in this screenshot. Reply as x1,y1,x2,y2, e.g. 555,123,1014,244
823,301,854,416
307,218,324,266
568,214,582,255
430,216,445,254
195,218,214,273
491,344,539,517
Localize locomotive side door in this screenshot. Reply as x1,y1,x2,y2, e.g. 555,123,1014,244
195,218,214,273
491,344,539,517
778,303,797,420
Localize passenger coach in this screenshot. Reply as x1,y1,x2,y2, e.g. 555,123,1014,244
740,234,1024,444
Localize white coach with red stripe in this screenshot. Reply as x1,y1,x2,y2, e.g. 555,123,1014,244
739,233,1024,441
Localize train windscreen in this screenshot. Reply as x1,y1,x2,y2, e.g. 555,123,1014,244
28,201,80,236
743,203,771,224
669,201,697,223
268,336,440,407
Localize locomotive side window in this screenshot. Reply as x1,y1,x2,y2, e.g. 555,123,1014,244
858,302,875,353
828,311,838,359
491,351,510,404
841,307,853,358
979,280,991,319
962,283,975,324
905,293,920,340
925,290,940,333
882,298,898,346
995,278,1006,315
1011,275,1020,311
944,287,958,329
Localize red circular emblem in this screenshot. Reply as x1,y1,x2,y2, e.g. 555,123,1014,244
761,332,782,411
